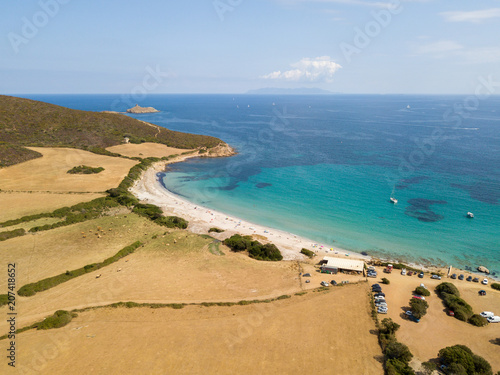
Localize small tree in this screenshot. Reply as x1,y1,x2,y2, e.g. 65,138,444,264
380,318,400,335
414,286,430,296
385,341,413,363
382,277,390,284
409,298,429,319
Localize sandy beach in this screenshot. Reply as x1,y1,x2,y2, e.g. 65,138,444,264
130,156,370,262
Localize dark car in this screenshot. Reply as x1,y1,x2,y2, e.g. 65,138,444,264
374,292,386,298
473,277,479,283
450,274,457,279
458,274,464,280
407,271,413,276
331,280,338,286
466,276,473,282
418,272,424,278
479,290,486,296
372,287,382,293
302,273,311,277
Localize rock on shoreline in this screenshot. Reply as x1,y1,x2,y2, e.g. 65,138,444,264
126,104,160,114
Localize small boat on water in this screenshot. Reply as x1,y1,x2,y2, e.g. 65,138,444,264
467,212,474,218
390,197,398,204
407,105,411,109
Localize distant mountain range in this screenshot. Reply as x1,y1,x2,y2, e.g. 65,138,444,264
246,87,337,95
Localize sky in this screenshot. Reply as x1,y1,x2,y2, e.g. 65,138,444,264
1,0,500,94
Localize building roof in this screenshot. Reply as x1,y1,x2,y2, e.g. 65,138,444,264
322,256,365,272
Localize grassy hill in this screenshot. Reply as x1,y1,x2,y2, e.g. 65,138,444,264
0,95,223,167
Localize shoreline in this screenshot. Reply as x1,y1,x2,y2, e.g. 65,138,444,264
129,152,497,280
130,154,370,262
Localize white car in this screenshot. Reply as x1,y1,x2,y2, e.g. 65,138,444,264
482,278,488,285
320,281,329,287
480,311,495,318
401,269,406,276
431,275,441,280
487,316,500,323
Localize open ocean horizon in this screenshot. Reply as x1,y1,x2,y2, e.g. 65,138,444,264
21,93,500,276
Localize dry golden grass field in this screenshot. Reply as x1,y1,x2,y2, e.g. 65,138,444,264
0,147,137,192
13,283,383,375
0,192,104,222
367,267,500,371
106,143,193,158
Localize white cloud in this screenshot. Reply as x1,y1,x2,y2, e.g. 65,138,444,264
440,8,500,23
261,56,342,82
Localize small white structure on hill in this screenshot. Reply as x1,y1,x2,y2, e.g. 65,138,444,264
320,256,365,274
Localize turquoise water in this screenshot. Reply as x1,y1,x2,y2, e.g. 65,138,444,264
23,94,500,275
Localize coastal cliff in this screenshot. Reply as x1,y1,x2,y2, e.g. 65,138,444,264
126,104,160,114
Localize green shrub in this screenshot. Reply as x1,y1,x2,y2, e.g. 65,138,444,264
208,227,224,233
414,286,430,296
36,310,76,330
0,228,25,241
18,241,142,297
385,341,413,364
223,234,282,261
409,298,429,319
155,216,188,229
67,165,104,174
438,344,492,375
382,278,390,285
300,248,315,258
468,314,488,327
385,358,415,375
492,283,500,291
436,282,460,297
380,318,400,335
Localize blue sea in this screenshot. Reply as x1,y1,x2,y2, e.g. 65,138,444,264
21,94,500,275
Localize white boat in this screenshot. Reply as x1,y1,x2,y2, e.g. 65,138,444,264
390,197,398,204
407,105,411,109
467,212,474,218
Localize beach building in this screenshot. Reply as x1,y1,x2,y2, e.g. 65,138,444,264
320,256,365,275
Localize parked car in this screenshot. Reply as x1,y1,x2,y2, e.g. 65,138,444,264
377,308,388,314
448,310,455,316
431,275,441,280
473,277,479,283
458,274,464,280
330,280,338,286
375,300,387,305
450,274,457,279
302,273,311,277
401,269,406,276
418,272,424,278
482,278,488,285
466,276,473,282
480,311,495,318
320,281,329,287
479,290,486,296
374,292,386,298
405,311,420,323
367,272,377,278
407,271,413,276
305,279,310,283
487,316,500,323
412,295,425,300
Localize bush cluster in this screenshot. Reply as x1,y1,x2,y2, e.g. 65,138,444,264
67,165,104,174
208,227,224,233
35,310,77,330
436,282,475,322
382,278,390,285
0,228,25,242
414,286,430,297
223,234,283,261
492,283,500,291
300,248,315,258
377,318,415,375
438,345,492,375
17,241,142,297
468,314,488,327
409,298,429,319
